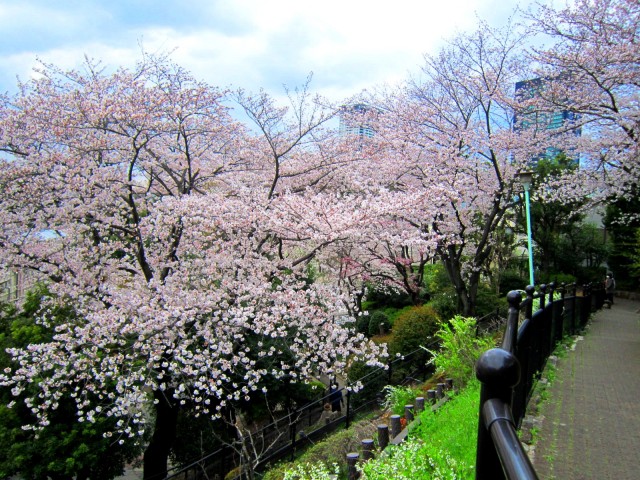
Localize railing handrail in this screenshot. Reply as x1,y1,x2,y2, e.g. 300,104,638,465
482,398,537,479
475,281,603,480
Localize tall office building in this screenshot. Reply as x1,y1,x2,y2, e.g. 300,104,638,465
514,77,581,165
339,103,377,138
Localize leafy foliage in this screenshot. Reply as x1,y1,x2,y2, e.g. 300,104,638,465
360,381,480,479
429,316,497,388
428,290,458,323
474,284,509,319
389,305,441,357
262,419,377,480
0,287,142,480
368,311,391,336
604,194,640,290
382,385,423,416
282,462,340,480
499,270,530,296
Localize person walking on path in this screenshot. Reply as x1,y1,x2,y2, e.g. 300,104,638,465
328,383,343,413
605,273,616,306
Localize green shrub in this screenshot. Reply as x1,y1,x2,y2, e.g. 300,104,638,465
429,315,497,387
263,419,377,480
282,462,340,480
475,284,509,319
423,263,451,292
356,313,370,335
365,284,412,309
381,305,414,326
389,305,441,357
369,311,390,336
499,270,529,295
428,290,458,322
538,272,577,287
382,385,423,416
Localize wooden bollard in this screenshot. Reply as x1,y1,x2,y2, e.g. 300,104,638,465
445,378,454,390
427,389,436,403
436,383,445,399
390,414,402,438
405,404,414,423
377,424,389,450
347,452,360,479
415,397,425,413
362,438,375,461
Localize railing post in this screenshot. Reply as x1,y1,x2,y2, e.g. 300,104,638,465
290,419,297,462
346,452,360,480
362,438,375,461
570,282,577,334
538,283,549,364
390,414,402,438
539,283,547,311
405,404,414,423
345,384,351,429
475,347,522,480
377,424,389,451
525,285,535,321
415,396,425,413
502,291,522,353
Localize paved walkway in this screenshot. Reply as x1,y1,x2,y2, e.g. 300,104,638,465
531,298,640,480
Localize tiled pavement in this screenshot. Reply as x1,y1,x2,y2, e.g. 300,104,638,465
531,298,640,480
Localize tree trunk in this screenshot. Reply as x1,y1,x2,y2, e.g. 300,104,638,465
143,389,179,480
440,250,475,317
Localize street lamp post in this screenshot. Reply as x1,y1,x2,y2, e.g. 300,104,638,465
518,171,535,286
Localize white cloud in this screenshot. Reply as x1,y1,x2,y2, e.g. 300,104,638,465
0,0,526,101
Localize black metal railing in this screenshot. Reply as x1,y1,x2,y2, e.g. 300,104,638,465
475,282,604,479
165,344,436,480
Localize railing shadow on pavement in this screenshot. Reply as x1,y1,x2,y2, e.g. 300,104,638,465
475,282,605,480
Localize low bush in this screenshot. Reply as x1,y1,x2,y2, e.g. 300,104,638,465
282,462,340,480
499,270,529,295
368,311,390,336
538,272,577,287
428,290,457,322
429,315,497,388
388,305,441,357
365,284,413,309
475,284,509,319
382,305,414,325
356,313,370,335
382,385,424,416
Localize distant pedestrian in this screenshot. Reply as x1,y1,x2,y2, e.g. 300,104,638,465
328,383,343,413
605,273,616,306
318,402,337,425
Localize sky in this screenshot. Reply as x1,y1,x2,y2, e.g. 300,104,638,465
0,0,527,103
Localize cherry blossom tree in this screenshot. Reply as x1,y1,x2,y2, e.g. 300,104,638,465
528,0,640,196
0,55,384,479
353,22,553,315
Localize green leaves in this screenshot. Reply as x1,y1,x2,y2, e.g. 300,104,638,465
430,315,496,388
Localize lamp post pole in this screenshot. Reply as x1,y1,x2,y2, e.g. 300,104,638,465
518,172,535,286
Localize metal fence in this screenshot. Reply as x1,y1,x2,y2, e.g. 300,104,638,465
475,282,604,480
165,344,436,480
